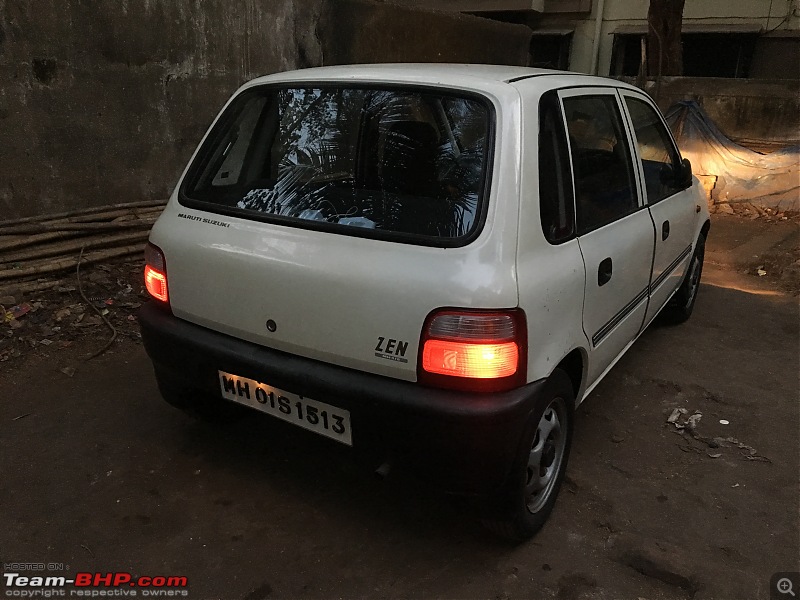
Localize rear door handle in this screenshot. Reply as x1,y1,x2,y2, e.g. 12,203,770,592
598,257,613,286
662,220,670,241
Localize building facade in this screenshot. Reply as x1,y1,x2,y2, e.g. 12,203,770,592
387,0,800,78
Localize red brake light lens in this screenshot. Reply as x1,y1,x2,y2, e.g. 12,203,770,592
144,243,168,303
144,265,168,302
422,339,519,379
418,309,527,392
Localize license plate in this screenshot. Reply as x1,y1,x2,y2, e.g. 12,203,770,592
218,371,352,446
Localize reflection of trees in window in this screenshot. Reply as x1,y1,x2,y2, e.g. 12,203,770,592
215,88,490,240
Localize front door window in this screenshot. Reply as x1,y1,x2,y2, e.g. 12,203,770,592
624,97,684,204
562,95,639,234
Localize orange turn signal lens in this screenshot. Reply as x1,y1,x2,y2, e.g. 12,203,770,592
422,339,519,379
144,265,168,303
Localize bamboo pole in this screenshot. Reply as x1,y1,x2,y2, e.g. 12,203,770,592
0,231,84,253
0,206,164,232
0,230,150,264
0,217,157,236
0,200,168,227
2,206,164,230
69,206,164,223
108,209,164,223
0,278,70,297
0,244,145,281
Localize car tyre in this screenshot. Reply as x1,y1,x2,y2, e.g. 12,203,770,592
481,368,574,542
155,371,246,423
663,233,705,324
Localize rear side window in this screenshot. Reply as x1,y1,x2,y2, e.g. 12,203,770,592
181,87,493,244
538,91,575,244
562,95,638,234
624,96,684,204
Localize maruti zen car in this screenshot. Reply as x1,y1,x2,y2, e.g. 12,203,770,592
139,65,710,541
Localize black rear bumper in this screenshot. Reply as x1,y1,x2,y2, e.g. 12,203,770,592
138,302,546,495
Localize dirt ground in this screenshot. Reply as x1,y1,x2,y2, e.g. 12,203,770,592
1,214,798,600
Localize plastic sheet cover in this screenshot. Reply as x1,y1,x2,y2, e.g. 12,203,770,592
666,101,799,208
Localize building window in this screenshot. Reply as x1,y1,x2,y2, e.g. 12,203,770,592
530,32,573,70
750,35,800,79
682,33,758,77
611,31,760,78
611,34,645,77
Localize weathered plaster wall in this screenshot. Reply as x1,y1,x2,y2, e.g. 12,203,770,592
319,0,532,65
633,77,800,148
0,0,327,218
0,0,531,219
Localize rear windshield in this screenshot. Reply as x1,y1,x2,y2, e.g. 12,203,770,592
180,86,493,243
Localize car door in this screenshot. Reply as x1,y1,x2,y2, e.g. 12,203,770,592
559,89,655,386
620,91,697,325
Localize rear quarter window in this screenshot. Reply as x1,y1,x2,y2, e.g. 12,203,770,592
180,86,494,246
538,90,575,244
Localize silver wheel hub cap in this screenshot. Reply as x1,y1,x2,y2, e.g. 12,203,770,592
525,399,567,514
686,255,701,305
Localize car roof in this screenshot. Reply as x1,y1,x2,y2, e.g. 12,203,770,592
247,64,641,94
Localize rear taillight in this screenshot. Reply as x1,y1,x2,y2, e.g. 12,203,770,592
144,243,169,304
418,309,527,392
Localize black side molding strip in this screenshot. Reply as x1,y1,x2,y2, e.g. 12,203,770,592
650,244,693,293
590,244,693,347
592,286,649,347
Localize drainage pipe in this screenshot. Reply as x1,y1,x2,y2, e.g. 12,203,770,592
590,0,607,75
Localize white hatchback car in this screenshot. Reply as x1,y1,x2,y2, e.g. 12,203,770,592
140,64,710,540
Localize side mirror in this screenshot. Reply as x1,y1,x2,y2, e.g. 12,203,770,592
659,162,677,185
680,158,693,188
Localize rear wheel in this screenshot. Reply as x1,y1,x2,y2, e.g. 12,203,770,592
481,369,574,542
663,233,705,324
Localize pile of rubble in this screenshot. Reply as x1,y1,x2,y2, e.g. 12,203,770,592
1,258,147,368
712,201,798,221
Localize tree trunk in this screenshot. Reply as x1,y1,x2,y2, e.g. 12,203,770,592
647,0,685,76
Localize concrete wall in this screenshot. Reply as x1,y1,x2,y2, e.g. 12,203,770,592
377,0,547,11
629,77,800,148
0,0,327,219
319,0,532,65
0,0,530,219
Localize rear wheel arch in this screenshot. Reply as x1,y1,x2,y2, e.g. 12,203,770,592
554,348,586,405
662,231,706,324
700,219,711,240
